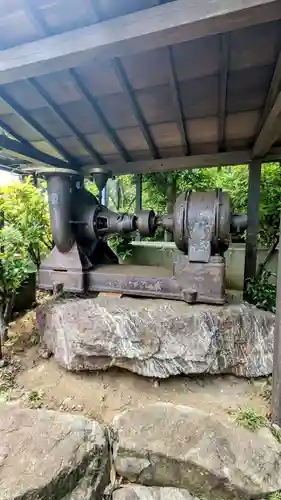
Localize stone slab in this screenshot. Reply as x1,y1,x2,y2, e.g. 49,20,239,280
113,403,281,500
0,405,109,500
37,297,274,378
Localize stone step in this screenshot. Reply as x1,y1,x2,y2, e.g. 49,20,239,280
0,406,109,499
0,402,279,500
112,403,281,499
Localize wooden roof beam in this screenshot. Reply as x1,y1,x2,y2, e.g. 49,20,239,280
22,3,117,165
0,134,72,169
253,92,281,157
112,58,160,159
253,51,281,157
0,87,79,165
0,154,32,174
0,0,280,84
0,118,73,168
0,118,35,147
0,164,22,173
23,0,49,36
83,148,281,176
69,68,133,162
167,47,189,156
0,155,29,167
28,78,106,165
89,0,103,21
218,34,230,152
260,51,281,126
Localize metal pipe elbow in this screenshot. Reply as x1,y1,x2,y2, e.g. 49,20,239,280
47,174,75,253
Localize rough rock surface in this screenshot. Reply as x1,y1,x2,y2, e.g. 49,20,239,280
0,405,109,499
37,296,274,378
113,403,281,500
113,485,198,499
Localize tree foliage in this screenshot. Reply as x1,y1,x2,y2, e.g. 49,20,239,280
0,179,52,268
0,226,31,298
0,225,31,349
112,163,281,247
217,163,281,246
142,169,217,214
246,268,276,313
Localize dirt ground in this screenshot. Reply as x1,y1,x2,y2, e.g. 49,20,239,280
0,294,272,424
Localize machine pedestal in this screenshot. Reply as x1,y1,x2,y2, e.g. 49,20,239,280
173,255,225,304
38,244,84,293
39,248,226,304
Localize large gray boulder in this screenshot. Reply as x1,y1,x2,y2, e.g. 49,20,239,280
113,403,281,499
37,296,274,378
113,485,198,499
0,405,110,499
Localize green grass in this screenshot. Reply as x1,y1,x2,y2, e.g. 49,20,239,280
0,390,10,403
233,407,266,431
268,492,281,500
28,389,44,408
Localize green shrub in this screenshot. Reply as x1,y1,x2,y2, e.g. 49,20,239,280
108,234,133,262
246,269,276,312
267,492,281,500
0,179,52,268
0,225,31,348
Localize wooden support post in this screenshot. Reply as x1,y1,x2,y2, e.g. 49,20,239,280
136,174,142,213
135,174,142,241
243,159,262,297
32,172,38,188
272,209,281,425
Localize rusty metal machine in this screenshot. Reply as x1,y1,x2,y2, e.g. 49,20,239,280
38,170,247,304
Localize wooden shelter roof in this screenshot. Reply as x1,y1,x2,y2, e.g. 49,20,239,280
0,0,281,176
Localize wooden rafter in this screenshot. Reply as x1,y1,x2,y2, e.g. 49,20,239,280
69,69,133,162
218,34,230,152
23,0,49,36
28,78,106,165
24,0,106,165
22,2,126,165
0,87,79,165
0,154,31,174
0,0,280,84
253,93,281,157
112,58,160,159
0,118,34,147
89,0,103,21
253,51,281,157
167,47,189,156
260,51,281,126
0,134,71,169
0,118,73,168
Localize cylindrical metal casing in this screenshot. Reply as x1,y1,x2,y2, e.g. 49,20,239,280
172,190,232,257
47,174,75,253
